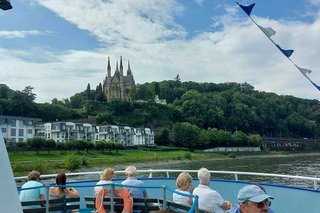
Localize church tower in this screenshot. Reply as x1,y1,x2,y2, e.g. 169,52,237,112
103,56,135,102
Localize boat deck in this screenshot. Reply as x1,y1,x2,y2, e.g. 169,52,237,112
16,170,320,212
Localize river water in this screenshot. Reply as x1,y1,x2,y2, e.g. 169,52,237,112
144,154,320,188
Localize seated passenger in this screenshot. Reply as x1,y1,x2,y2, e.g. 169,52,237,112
229,184,274,213
192,168,232,213
121,165,148,198
49,173,79,213
173,172,193,206
19,170,46,207
94,167,120,197
49,172,79,199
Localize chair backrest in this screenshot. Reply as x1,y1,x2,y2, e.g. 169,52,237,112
84,196,160,213
158,199,207,213
21,197,80,213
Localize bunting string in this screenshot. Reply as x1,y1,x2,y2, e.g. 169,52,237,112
236,2,320,91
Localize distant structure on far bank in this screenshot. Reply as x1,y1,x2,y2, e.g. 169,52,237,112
103,56,135,102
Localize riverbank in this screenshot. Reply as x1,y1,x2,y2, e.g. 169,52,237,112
74,151,320,173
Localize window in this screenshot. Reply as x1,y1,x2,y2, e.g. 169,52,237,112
10,129,16,136
10,119,16,127
27,129,33,134
19,129,24,137
1,128,6,133
18,138,24,142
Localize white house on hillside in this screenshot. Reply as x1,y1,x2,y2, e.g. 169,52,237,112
0,115,41,142
36,122,97,143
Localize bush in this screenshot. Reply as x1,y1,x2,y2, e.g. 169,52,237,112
184,153,192,160
64,154,81,171
81,157,88,166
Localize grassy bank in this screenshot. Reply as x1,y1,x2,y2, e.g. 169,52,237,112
10,148,310,177
9,148,221,176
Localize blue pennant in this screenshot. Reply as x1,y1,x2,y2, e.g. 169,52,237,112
236,2,255,16
275,44,294,57
312,82,320,91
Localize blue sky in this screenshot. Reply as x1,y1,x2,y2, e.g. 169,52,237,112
1,0,320,103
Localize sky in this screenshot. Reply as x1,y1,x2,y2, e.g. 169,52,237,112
1,0,320,103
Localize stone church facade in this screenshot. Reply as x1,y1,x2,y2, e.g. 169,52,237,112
103,56,135,102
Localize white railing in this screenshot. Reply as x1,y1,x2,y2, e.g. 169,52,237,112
15,169,320,190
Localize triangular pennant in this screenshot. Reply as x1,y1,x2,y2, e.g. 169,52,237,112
236,2,255,16
296,66,312,75
275,44,294,57
258,25,276,37
312,82,320,91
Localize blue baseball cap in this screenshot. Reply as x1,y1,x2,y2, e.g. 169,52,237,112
237,185,273,204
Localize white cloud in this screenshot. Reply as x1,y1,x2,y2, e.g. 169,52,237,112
34,0,186,44
310,0,320,6
1,0,320,103
0,30,50,39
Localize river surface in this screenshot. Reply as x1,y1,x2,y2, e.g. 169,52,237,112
141,154,320,188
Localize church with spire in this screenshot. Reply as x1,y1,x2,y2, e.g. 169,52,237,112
103,56,135,102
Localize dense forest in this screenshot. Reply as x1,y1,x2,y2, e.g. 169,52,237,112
1,80,320,148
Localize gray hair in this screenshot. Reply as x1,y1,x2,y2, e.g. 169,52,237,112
197,168,210,184
125,165,137,176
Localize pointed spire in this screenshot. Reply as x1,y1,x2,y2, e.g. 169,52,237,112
107,56,111,77
127,60,132,75
116,61,119,71
120,56,123,75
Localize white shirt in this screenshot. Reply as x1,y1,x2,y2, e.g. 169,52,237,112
173,189,191,206
94,180,113,195
192,184,225,213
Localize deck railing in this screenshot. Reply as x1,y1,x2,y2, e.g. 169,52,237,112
15,169,320,190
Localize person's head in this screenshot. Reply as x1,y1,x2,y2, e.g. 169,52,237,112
56,173,67,185
197,168,210,185
101,168,114,181
27,170,41,181
238,185,273,213
176,172,192,191
125,165,137,177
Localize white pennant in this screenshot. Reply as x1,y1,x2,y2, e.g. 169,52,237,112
297,66,312,75
258,25,276,37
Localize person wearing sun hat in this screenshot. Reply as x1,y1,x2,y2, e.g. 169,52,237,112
229,184,274,213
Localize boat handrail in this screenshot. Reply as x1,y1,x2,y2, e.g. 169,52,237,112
15,169,320,189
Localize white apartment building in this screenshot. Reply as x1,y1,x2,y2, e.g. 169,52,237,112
134,128,154,146
37,122,97,143
1,115,154,146
96,125,154,146
0,115,41,142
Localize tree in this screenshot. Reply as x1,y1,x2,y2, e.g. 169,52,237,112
86,83,92,100
172,122,200,148
43,139,56,154
232,130,248,147
155,128,170,146
95,140,108,152
27,137,45,154
248,134,262,147
95,83,105,102
56,142,66,154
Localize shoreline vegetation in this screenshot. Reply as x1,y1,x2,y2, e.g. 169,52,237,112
9,147,320,177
